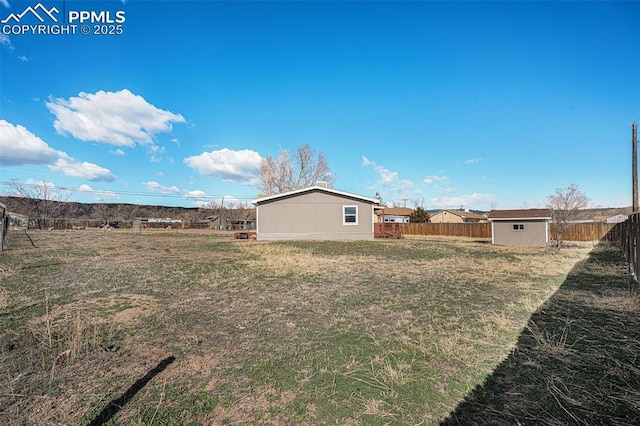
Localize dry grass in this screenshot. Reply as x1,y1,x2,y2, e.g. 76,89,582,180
2,230,635,425
0,286,7,310
442,244,640,426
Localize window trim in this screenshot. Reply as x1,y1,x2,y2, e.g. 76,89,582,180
343,205,358,225
512,223,525,231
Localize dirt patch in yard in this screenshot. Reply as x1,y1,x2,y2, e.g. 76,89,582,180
28,293,159,328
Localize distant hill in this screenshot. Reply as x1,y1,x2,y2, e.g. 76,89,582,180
0,196,216,222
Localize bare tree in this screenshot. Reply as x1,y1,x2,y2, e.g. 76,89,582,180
409,197,430,223
226,202,254,230
374,192,386,207
547,184,589,250
259,144,334,194
6,179,72,229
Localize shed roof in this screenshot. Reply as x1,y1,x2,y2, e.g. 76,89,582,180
251,185,380,205
488,209,552,220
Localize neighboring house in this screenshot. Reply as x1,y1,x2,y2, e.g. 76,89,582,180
377,207,413,223
430,209,487,223
204,214,222,229
594,214,628,224
488,209,552,247
133,217,183,229
251,185,380,241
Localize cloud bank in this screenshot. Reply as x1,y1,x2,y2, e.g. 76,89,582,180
0,119,115,182
184,148,262,184
46,89,185,147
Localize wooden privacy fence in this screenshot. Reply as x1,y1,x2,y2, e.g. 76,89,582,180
402,223,491,238
550,222,622,242
374,223,402,239
621,213,640,281
0,202,6,252
398,222,623,242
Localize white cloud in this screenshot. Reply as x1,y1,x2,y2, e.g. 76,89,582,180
46,89,186,147
0,34,13,50
440,187,458,194
77,184,119,201
362,156,374,167
148,144,166,163
25,178,56,189
0,119,59,166
50,153,116,182
143,181,181,194
362,156,402,184
19,179,74,201
430,193,494,210
184,189,207,198
465,158,479,165
0,120,115,182
423,175,450,185
18,55,28,62
110,148,125,156
183,189,214,207
221,195,241,208
184,148,262,184
0,0,10,8
362,156,413,196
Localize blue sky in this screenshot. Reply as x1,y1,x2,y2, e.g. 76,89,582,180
1,1,639,210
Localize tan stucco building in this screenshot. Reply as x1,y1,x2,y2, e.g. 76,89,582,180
251,186,380,241
430,209,487,223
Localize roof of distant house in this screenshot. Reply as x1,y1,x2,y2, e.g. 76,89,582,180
251,185,379,205
376,207,414,216
435,209,487,220
488,209,552,220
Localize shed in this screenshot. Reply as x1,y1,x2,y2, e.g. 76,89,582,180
488,209,552,247
251,185,379,241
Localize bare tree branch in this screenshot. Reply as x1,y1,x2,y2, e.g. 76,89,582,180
6,179,73,229
259,144,334,194
547,184,589,251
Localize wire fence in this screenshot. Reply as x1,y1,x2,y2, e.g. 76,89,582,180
6,217,254,231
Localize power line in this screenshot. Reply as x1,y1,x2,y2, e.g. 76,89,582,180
0,180,258,201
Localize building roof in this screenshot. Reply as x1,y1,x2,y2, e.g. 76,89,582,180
434,209,487,220
251,185,380,205
376,207,414,216
488,209,552,220
572,207,631,222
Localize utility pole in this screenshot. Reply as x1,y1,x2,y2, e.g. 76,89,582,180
633,122,638,213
